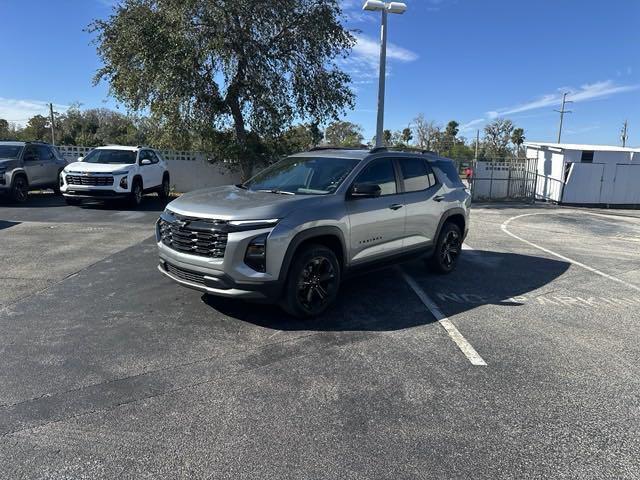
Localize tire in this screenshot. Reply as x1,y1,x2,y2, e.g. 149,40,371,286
282,244,341,318
158,174,170,200
428,222,463,274
53,170,63,195
64,197,81,206
10,175,29,203
128,178,143,207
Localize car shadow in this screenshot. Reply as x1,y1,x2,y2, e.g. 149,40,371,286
0,192,171,212
202,250,570,332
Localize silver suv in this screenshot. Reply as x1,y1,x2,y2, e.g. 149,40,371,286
157,148,470,317
0,141,67,202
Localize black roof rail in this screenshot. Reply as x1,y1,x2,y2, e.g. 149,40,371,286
369,146,387,153
309,145,369,152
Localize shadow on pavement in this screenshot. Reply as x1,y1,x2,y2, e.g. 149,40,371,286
203,250,570,331
0,192,171,212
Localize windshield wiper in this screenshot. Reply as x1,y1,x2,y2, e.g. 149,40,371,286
256,189,295,195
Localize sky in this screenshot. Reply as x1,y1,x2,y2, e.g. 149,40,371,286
1,0,639,146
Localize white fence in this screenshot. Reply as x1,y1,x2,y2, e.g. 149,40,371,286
471,159,537,202
56,146,241,193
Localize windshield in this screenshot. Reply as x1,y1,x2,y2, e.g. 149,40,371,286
0,145,23,159
82,149,137,164
244,156,359,195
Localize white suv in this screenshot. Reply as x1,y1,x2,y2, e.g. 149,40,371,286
60,145,170,207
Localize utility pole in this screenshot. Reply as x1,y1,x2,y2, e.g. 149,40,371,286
554,92,572,143
49,103,56,146
621,120,628,147
474,129,480,161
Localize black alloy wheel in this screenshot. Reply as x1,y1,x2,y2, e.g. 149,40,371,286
10,176,28,203
429,222,462,274
283,245,341,318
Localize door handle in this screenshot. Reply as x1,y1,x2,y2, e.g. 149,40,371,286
389,203,403,210
434,195,445,202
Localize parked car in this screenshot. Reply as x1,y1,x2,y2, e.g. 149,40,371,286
156,147,470,317
60,145,170,207
0,141,67,202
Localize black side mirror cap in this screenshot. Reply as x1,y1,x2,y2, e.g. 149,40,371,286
350,183,382,198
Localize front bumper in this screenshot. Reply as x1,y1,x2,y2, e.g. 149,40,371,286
158,258,283,301
62,190,129,199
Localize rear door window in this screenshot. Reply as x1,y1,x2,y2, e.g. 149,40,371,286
399,157,436,192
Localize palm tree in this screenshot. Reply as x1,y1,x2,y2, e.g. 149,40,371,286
511,128,525,158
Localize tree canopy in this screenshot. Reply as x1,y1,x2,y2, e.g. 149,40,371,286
91,0,355,179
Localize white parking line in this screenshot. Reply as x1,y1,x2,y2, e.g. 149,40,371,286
399,268,487,366
501,212,640,293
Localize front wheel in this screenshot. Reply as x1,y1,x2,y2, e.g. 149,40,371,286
128,179,143,207
282,244,341,318
10,175,29,203
428,222,462,274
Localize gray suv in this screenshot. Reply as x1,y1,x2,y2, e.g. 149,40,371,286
157,148,470,317
0,141,67,202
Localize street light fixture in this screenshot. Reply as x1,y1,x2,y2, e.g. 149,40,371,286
362,1,407,148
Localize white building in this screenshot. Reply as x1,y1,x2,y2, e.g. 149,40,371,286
525,142,640,205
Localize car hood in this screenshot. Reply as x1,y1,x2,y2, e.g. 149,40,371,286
0,158,19,169
64,162,134,173
167,185,321,221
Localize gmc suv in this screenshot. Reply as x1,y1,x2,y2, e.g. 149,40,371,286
157,148,470,317
60,145,170,207
0,141,67,202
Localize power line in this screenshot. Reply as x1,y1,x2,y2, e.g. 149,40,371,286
554,92,572,143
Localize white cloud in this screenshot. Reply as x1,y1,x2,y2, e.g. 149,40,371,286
342,34,418,82
0,98,69,126
487,80,639,118
459,118,486,132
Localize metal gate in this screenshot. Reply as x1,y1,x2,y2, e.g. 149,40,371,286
471,158,537,202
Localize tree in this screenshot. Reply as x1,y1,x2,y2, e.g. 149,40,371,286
483,118,514,159
0,119,10,140
411,114,439,151
511,127,526,158
401,127,413,145
383,129,393,146
91,0,355,180
325,121,363,147
21,115,50,142
444,120,459,139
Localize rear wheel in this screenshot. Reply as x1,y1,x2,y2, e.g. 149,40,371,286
158,174,170,200
282,244,341,318
128,179,143,207
428,222,462,274
10,175,29,203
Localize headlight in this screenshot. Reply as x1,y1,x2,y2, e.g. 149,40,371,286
245,233,268,272
229,219,279,230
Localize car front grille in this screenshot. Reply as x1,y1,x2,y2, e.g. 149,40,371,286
159,215,228,258
164,262,206,285
66,174,114,186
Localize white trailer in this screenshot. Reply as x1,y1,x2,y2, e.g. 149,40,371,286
525,142,640,206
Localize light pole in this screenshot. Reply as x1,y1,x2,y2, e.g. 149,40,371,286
363,1,407,148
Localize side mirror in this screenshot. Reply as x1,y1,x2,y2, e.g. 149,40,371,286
140,158,152,166
77,156,84,162
350,183,382,198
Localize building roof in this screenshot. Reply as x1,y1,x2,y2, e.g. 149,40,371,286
525,142,640,152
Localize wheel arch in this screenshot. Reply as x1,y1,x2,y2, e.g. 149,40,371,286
278,226,347,282
434,208,467,242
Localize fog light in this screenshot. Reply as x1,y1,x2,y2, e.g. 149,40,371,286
120,177,128,189
245,234,267,272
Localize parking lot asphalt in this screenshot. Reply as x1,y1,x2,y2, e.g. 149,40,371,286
1,194,640,479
